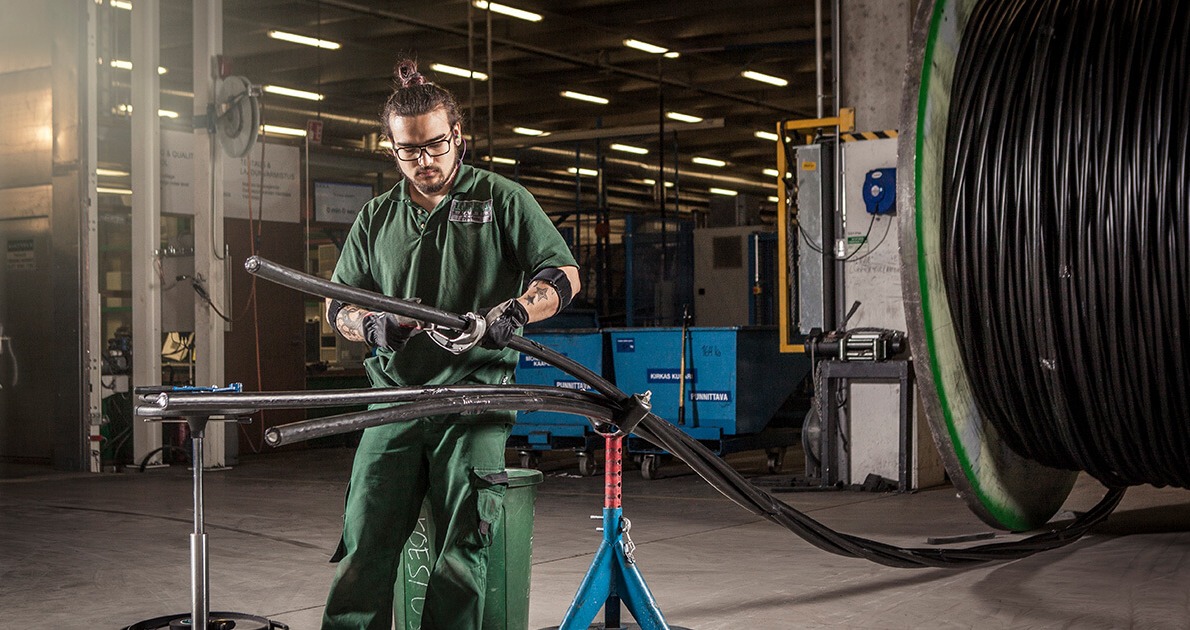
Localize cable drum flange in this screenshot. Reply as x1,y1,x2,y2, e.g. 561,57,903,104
900,0,1189,530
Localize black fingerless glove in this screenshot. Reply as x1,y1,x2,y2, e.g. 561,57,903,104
479,299,530,350
363,312,421,352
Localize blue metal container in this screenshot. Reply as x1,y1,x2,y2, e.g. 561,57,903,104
606,327,809,446
511,330,604,454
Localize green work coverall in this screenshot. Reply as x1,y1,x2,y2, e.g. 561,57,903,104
323,164,576,630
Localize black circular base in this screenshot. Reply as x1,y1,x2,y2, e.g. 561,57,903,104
123,612,287,630
540,625,694,630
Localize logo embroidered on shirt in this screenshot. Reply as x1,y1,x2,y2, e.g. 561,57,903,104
448,199,494,223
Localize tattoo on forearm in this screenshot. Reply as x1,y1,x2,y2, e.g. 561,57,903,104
524,280,553,307
335,305,368,342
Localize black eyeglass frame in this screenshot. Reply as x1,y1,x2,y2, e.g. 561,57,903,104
392,130,457,162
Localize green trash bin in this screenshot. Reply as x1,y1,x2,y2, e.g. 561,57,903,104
394,468,544,630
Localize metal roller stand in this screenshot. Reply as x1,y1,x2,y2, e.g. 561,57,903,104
126,386,286,630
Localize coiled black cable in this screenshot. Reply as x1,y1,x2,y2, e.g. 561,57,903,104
941,0,1189,487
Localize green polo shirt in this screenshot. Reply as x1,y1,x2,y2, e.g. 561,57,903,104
332,163,577,391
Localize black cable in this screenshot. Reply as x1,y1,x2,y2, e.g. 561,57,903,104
941,0,1189,488
841,212,877,262
241,256,1126,569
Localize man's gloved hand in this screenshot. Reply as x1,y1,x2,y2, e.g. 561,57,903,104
362,305,424,352
479,299,530,350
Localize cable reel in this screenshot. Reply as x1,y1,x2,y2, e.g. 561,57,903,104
212,75,260,159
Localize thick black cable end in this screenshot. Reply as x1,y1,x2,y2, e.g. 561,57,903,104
244,256,261,274
264,428,281,447
614,392,652,435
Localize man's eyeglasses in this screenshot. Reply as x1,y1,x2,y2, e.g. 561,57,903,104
393,131,455,162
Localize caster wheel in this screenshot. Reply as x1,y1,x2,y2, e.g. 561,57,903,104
519,451,541,469
577,451,597,476
766,447,787,474
641,454,661,480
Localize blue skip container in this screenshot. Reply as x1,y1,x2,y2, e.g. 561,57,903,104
606,327,809,473
510,329,605,473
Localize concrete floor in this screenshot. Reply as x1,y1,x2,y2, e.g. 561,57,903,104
2,446,1189,629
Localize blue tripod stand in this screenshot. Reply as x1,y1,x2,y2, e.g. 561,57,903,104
555,429,673,630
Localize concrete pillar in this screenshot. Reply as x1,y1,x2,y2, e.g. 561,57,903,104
131,0,163,467
192,0,227,468
839,0,915,131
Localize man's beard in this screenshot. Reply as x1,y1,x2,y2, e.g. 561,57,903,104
414,168,450,194
407,156,458,196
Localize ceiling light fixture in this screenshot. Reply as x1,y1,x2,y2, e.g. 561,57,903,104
666,111,703,123
610,143,648,155
485,156,518,165
110,59,168,74
623,39,671,56
754,130,780,142
560,90,609,105
261,124,307,137
741,70,789,87
473,1,542,22
263,84,325,101
97,168,129,177
709,187,739,196
567,167,599,177
97,186,133,195
157,109,179,119
513,126,548,136
763,168,780,178
267,30,341,50
109,0,132,10
430,63,488,81
768,196,781,203
692,156,726,167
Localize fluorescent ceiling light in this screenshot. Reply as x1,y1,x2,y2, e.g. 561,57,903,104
664,52,680,59
263,85,325,101
110,59,168,74
513,126,548,136
623,39,669,55
97,186,133,195
666,111,703,124
430,63,488,81
110,0,132,10
768,196,781,203
763,168,780,178
692,156,726,167
560,90,609,105
567,167,599,177
473,1,542,22
709,187,738,196
111,104,182,118
267,30,341,50
610,143,648,155
642,178,673,188
741,70,789,87
754,130,780,142
378,139,393,149
97,168,129,177
485,156,518,165
261,124,307,137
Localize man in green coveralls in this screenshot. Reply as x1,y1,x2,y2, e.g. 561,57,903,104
321,59,580,630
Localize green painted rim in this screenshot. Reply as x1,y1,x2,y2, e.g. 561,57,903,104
898,0,1076,530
